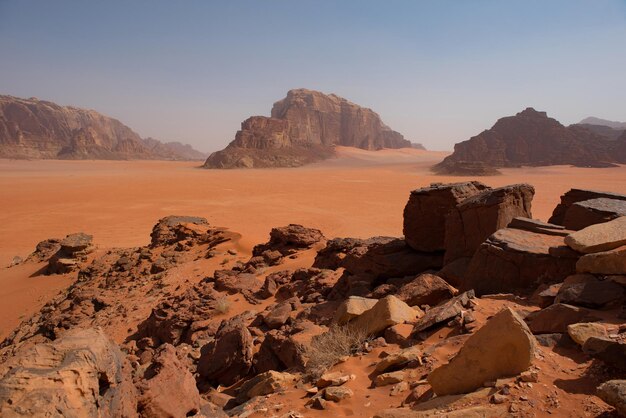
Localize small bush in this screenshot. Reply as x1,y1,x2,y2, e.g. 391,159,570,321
305,324,369,379
214,297,231,314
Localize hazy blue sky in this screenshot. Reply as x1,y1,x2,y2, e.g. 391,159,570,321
1,1,625,152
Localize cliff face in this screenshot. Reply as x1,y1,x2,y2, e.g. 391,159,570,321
0,95,204,160
204,89,411,168
434,108,625,174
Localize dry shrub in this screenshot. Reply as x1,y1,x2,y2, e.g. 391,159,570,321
214,297,231,314
305,324,369,379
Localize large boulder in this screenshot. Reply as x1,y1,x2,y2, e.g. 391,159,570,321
555,274,624,309
428,308,536,395
525,303,596,334
0,328,136,417
562,198,626,230
444,184,535,265
348,295,421,336
583,338,626,371
402,182,489,252
462,227,578,295
549,188,626,226
333,296,378,325
597,380,626,416
198,315,254,386
577,245,626,275
565,216,626,253
149,215,210,247
395,273,458,307
137,344,202,418
253,224,325,256
412,290,475,333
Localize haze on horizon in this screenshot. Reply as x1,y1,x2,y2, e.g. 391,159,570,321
1,0,625,153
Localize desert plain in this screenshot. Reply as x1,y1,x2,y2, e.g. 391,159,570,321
1,147,625,341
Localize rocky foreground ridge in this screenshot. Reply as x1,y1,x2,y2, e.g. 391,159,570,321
0,95,206,160
203,89,412,168
1,186,626,416
435,108,626,175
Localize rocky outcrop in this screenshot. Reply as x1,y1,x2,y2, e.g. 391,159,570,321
142,137,207,161
0,328,136,417
203,89,411,168
434,108,626,174
403,181,490,252
549,188,626,226
0,95,204,160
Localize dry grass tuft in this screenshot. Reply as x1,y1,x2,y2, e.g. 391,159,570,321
305,324,369,379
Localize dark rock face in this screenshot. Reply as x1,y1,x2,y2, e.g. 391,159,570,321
462,228,577,295
549,188,626,226
525,303,595,334
395,273,457,307
434,108,625,174
197,315,255,386
253,224,325,256
203,89,411,168
444,184,535,265
0,95,205,160
403,182,490,252
561,198,626,230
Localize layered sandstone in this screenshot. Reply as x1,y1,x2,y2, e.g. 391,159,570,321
204,89,411,168
0,95,204,160
434,107,626,174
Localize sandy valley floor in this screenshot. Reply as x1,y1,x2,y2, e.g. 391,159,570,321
1,147,626,338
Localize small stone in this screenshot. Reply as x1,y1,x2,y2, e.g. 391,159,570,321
519,370,539,383
491,393,508,404
324,386,354,402
316,372,350,388
376,371,405,387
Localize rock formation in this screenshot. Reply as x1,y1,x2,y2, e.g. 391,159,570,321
0,95,205,160
203,89,411,168
434,108,626,175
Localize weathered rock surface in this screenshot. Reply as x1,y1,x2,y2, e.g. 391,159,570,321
462,227,577,295
428,308,535,395
412,291,475,333
555,274,624,308
565,216,626,253
236,371,297,403
0,328,136,417
576,245,626,275
583,337,626,371
395,273,457,307
549,188,626,226
508,217,569,236
525,303,595,334
348,295,420,336
562,198,626,230
137,344,202,418
204,89,411,168
0,95,204,160
444,184,534,265
253,224,325,256
333,296,378,325
46,232,95,274
567,323,608,346
434,107,625,174
197,315,254,386
374,346,422,373
597,380,626,417
402,181,489,252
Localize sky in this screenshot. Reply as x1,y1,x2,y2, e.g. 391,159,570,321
1,1,625,152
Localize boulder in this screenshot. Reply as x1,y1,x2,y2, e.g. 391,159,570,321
444,184,535,265
562,198,626,230
565,216,626,253
236,371,297,403
263,297,301,329
349,295,421,336
395,273,458,307
583,337,626,371
374,346,422,373
333,296,378,325
376,371,405,387
413,291,475,333
137,344,202,418
402,182,489,252
428,308,535,395
0,328,136,417
549,189,626,226
567,323,608,346
324,386,353,402
597,380,626,417
577,245,626,275
149,216,210,247
253,224,325,256
525,303,595,334
198,316,254,386
316,372,352,388
555,275,624,308
462,228,577,295
213,270,261,294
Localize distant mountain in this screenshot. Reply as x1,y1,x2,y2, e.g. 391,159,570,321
579,117,626,130
410,142,427,150
573,124,624,141
434,107,626,175
0,95,204,161
142,138,207,161
203,88,411,168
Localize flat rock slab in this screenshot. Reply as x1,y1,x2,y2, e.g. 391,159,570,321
413,290,474,333
428,307,536,395
555,276,624,308
577,245,626,275
563,198,626,230
509,217,569,236
565,216,626,254
349,295,420,336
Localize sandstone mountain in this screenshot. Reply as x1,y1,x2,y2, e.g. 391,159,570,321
579,116,626,130
203,89,411,168
434,108,626,175
573,124,624,141
0,95,205,160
